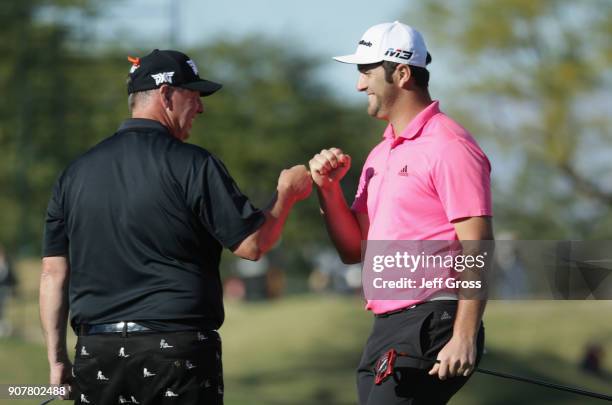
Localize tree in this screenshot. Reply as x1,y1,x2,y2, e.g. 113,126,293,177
406,0,612,238
0,0,126,254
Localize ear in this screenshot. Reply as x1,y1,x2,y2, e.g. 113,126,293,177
395,64,412,88
159,85,173,110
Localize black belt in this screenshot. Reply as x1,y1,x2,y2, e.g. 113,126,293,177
375,304,418,318
374,299,459,318
78,321,152,336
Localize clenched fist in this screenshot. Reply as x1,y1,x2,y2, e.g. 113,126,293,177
309,148,351,189
278,165,313,202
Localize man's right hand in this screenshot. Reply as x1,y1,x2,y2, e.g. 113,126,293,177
50,360,73,399
278,165,313,202
309,148,351,189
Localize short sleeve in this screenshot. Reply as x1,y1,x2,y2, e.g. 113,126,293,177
432,140,492,222
42,175,69,257
351,164,370,214
195,154,265,248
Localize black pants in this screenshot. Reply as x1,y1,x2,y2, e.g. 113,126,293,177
357,301,485,405
73,330,222,405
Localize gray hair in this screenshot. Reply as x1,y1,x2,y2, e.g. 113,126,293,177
127,89,157,114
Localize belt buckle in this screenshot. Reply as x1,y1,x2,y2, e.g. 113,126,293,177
83,321,150,335
116,321,138,333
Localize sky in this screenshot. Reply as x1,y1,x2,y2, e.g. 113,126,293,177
95,0,421,101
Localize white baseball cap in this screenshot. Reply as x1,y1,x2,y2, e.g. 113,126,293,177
333,21,429,67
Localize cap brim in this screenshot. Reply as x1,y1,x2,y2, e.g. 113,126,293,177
333,53,383,64
181,79,223,97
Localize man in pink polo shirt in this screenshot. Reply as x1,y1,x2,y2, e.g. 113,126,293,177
309,22,493,404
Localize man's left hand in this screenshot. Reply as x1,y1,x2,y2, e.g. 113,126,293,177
428,335,476,380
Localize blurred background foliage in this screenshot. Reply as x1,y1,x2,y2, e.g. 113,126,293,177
0,0,382,265
2,0,612,261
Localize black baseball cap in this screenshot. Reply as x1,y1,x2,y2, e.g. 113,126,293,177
127,49,222,97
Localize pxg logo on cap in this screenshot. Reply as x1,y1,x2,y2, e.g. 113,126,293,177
334,21,428,67
126,49,222,97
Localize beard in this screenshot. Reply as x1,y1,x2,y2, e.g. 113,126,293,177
367,97,381,117
366,88,397,120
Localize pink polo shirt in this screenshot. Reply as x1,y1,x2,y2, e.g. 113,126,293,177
352,101,492,314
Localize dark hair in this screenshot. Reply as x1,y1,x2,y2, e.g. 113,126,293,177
358,52,432,90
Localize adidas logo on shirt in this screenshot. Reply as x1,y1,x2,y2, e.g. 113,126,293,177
398,165,410,176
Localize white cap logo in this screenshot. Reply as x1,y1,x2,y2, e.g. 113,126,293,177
151,71,175,85
186,59,198,75
334,21,428,67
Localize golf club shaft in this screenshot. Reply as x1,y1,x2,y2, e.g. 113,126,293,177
403,354,612,401
475,367,612,401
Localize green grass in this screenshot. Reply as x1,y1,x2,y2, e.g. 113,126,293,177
2,259,611,404
0,338,49,405
222,295,371,405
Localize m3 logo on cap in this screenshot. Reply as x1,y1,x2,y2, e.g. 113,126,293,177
151,71,175,85
359,40,373,47
385,48,413,60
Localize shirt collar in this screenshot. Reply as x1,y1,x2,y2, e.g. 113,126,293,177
383,100,441,141
118,118,170,134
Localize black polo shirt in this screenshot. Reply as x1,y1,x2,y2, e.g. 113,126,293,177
42,118,265,332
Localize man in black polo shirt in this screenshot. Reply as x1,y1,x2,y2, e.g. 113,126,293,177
39,49,312,405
